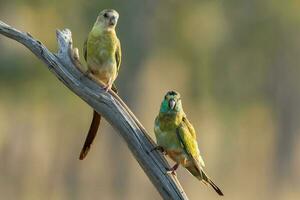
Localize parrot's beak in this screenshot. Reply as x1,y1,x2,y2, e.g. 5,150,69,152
109,16,117,26
169,99,176,110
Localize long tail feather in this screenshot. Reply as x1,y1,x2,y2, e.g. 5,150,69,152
207,178,224,196
187,165,224,196
201,170,224,196
79,110,101,160
79,84,117,160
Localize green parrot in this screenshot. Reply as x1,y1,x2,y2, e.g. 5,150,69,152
79,9,121,160
153,91,224,196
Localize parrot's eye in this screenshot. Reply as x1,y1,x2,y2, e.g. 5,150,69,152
103,13,108,18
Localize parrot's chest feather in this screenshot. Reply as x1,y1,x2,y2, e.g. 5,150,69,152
155,125,189,165
155,125,180,150
88,33,117,64
155,114,189,162
159,113,182,130
87,30,118,83
155,117,177,145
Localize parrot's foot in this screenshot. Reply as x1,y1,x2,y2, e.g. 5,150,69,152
80,70,91,80
150,146,166,155
102,78,114,92
166,163,179,175
102,84,112,92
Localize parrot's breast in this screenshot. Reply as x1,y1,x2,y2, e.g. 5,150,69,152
154,119,190,166
87,30,118,83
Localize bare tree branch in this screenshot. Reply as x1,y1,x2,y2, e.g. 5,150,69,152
0,20,189,200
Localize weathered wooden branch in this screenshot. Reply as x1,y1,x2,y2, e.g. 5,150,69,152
0,21,189,200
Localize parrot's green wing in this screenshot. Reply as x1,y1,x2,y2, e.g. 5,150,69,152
177,117,205,168
182,117,197,139
83,39,87,62
177,119,224,196
115,39,121,72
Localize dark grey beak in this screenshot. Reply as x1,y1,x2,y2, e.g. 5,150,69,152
109,16,116,26
169,99,176,110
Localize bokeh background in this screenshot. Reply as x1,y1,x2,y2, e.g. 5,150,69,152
1,0,300,199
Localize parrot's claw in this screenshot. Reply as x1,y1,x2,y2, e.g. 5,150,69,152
80,70,90,80
150,146,166,155
102,85,110,92
165,163,179,175
166,170,177,176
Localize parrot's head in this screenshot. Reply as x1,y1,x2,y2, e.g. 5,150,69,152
96,9,119,29
160,91,183,114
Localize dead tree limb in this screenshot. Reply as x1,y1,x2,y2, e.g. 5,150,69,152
0,21,189,200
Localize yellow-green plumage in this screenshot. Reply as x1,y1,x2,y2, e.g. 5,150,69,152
79,9,121,160
84,9,121,87
154,91,223,196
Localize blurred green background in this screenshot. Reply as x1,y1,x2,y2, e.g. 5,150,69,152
1,0,300,199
